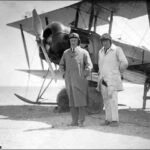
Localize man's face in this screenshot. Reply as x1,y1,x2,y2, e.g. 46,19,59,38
101,39,111,50
70,38,78,48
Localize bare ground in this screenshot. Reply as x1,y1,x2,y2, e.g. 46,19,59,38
0,105,150,149
0,84,150,149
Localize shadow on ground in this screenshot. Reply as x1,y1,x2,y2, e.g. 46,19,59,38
0,105,150,140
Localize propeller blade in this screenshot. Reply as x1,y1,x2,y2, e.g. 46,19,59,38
32,9,56,81
32,9,43,39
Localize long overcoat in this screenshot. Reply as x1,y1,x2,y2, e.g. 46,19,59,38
59,46,93,107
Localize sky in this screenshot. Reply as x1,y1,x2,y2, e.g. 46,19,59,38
0,1,78,86
0,1,150,87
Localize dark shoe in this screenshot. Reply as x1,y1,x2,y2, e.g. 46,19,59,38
78,122,84,127
67,122,78,126
100,120,111,126
110,121,119,127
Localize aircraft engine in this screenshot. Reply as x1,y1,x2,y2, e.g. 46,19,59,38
39,21,101,72
39,22,71,64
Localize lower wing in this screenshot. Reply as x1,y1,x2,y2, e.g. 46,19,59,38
16,69,63,80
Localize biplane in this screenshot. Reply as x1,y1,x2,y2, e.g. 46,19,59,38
7,0,150,113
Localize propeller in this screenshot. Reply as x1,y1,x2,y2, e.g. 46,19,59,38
32,9,56,81
32,9,43,39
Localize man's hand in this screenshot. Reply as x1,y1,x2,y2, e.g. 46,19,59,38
84,69,90,78
108,86,114,99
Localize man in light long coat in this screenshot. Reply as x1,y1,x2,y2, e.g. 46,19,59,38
59,33,93,127
97,33,128,127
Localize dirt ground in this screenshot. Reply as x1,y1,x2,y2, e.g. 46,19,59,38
0,83,150,149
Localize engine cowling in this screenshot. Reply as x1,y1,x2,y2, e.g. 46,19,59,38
39,21,101,72
40,22,71,64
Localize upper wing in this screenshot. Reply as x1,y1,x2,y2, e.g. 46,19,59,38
7,0,147,36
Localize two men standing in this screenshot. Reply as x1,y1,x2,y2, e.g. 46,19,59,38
59,32,128,127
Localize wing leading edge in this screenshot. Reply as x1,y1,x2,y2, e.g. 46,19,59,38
7,0,147,36
16,69,63,80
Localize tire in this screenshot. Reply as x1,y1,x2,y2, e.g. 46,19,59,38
56,81,104,114
86,80,104,114
56,87,70,112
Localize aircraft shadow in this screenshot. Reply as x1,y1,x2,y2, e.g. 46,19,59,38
0,105,150,140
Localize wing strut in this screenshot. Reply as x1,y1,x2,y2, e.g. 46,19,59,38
143,78,150,109
20,24,30,70
146,0,150,27
94,10,99,32
45,17,49,25
74,7,79,28
36,69,53,102
108,11,113,35
14,69,57,105
88,1,95,31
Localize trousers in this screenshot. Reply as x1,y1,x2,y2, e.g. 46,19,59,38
70,106,86,124
101,84,119,122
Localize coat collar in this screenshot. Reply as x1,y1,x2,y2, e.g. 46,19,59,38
100,44,116,55
68,46,80,57
69,46,80,53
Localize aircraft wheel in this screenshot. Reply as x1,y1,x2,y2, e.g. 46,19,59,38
87,81,104,114
56,82,104,114
56,87,70,112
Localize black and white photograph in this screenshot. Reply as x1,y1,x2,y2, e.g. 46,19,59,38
0,0,150,149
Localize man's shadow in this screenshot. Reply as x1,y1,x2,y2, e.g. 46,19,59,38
0,105,150,140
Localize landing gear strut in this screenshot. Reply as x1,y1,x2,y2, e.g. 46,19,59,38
143,77,150,109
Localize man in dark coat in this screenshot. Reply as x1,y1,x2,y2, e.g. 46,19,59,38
59,33,93,127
